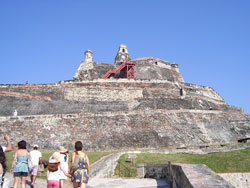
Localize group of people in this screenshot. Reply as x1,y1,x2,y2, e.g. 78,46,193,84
0,135,90,188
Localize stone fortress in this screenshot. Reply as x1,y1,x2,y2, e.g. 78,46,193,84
0,44,249,151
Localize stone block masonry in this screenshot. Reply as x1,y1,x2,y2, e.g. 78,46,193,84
0,80,249,150
0,109,249,151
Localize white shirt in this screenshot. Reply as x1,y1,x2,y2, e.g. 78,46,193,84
59,154,69,180
29,150,42,166
48,170,60,181
1,146,6,152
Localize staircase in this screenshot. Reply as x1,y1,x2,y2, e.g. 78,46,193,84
102,61,136,79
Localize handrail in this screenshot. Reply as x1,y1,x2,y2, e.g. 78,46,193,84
117,161,131,177
102,61,136,79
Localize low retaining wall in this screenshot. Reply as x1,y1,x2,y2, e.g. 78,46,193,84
137,164,168,179
219,173,250,188
137,163,235,188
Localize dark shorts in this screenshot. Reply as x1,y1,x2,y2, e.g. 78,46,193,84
14,172,28,177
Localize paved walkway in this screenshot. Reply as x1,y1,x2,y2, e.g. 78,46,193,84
4,172,71,188
88,178,169,188
4,173,169,188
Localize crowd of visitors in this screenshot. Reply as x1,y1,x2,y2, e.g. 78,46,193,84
0,135,90,188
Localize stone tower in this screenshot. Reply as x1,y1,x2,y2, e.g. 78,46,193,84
114,44,131,66
73,50,94,80
84,49,93,63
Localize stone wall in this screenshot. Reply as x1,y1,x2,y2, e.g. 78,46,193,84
219,173,250,188
0,80,249,150
72,57,184,82
0,80,243,116
135,58,184,82
0,109,249,151
137,163,235,188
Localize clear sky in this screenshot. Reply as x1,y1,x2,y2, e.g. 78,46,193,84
0,1,249,114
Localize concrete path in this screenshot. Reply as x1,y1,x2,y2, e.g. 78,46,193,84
4,173,169,188
4,172,72,188
88,178,169,188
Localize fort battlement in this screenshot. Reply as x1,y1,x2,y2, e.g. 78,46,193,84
0,44,249,150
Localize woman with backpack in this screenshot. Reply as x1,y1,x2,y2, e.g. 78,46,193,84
70,141,90,188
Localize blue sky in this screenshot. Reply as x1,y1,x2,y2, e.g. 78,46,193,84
0,1,249,113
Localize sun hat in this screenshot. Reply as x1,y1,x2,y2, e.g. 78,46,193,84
59,146,68,153
48,156,58,163
51,152,60,162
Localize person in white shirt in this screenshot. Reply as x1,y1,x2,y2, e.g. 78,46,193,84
28,145,42,188
1,135,12,153
58,146,69,188
47,152,71,188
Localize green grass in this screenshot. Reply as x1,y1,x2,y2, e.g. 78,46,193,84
115,148,250,177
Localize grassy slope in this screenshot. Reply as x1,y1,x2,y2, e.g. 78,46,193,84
115,148,250,177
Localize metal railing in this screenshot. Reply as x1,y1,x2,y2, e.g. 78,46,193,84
117,161,131,177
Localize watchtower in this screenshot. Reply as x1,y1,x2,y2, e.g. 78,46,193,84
114,44,131,66
84,50,93,63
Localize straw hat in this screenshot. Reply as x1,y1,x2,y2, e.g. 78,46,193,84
48,156,58,163
59,146,68,153
51,152,60,162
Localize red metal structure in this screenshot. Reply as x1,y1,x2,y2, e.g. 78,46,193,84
102,61,136,79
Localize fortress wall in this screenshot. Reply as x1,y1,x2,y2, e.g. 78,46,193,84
74,62,115,81
135,61,184,82
1,110,249,151
64,87,143,101
0,81,241,116
0,84,64,100
183,83,226,104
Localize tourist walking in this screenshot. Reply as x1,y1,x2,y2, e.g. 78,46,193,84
47,152,71,188
0,146,8,188
11,140,29,188
70,141,90,188
0,134,12,188
58,146,69,188
1,135,12,153
28,144,42,187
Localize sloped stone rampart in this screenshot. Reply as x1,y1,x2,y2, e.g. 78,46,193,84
0,110,249,151
0,80,248,150
0,80,240,117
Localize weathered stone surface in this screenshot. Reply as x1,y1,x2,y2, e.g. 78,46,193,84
0,108,249,151
134,57,184,82
179,164,235,187
219,173,250,188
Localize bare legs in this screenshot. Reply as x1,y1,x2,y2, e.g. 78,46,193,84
73,182,86,188
31,175,37,186
73,182,79,188
13,176,19,188
21,176,26,188
80,183,87,188
60,179,64,188
13,176,26,188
